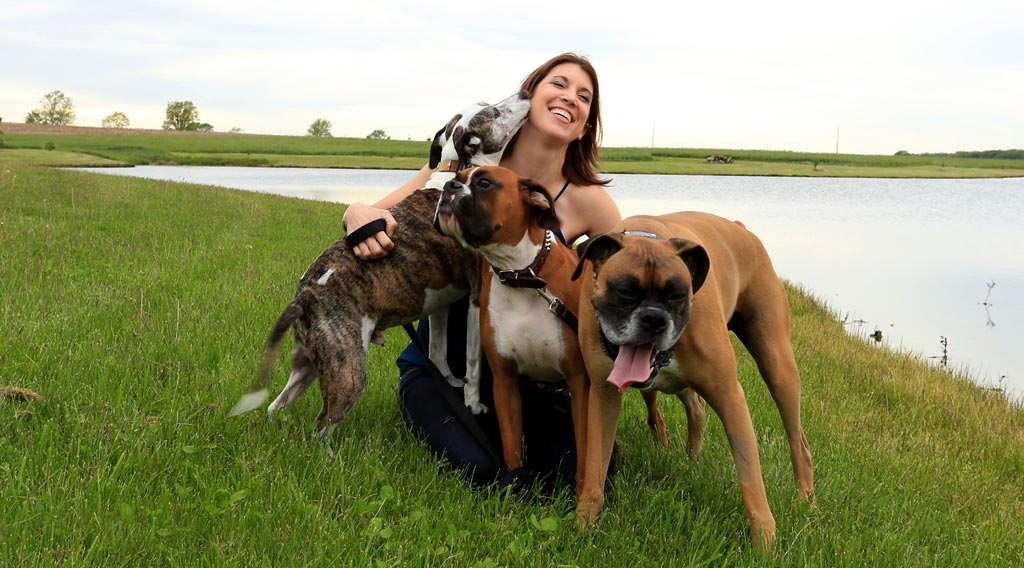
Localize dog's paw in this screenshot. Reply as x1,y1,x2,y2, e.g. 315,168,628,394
467,401,489,415
446,375,467,388
228,389,269,417
497,467,533,494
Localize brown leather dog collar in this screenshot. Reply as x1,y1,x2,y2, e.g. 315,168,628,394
492,230,553,289
436,159,461,173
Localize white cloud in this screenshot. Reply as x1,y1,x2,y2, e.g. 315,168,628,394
1,0,1021,153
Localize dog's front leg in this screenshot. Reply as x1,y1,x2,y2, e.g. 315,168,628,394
576,379,622,526
490,359,525,472
703,381,776,549
566,367,590,498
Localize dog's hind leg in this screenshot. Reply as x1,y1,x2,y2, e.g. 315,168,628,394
642,391,669,448
310,319,369,449
267,342,317,418
462,303,487,414
677,388,706,459
733,286,814,502
427,309,462,388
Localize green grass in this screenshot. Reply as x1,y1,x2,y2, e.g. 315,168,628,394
2,163,1023,566
3,129,1024,177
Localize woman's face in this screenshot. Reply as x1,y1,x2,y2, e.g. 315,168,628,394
528,62,594,144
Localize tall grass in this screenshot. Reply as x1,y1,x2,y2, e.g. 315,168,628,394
2,163,1023,566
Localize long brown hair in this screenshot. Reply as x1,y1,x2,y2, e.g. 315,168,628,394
507,52,609,187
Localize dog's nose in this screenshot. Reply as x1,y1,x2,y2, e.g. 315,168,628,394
637,306,669,335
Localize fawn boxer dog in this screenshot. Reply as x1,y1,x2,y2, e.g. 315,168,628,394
571,212,815,549
434,165,668,491
229,93,531,447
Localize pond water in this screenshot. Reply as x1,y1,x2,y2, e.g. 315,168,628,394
80,165,1024,402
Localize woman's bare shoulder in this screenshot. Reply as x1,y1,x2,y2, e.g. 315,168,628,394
557,182,622,242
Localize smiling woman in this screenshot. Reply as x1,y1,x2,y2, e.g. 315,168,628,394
330,52,627,494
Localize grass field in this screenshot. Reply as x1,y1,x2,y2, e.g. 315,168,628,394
2,162,1023,565
3,123,1024,178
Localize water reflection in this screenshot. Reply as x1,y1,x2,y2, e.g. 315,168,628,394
80,166,1024,402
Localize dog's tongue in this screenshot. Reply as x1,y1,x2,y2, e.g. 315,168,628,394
607,344,654,394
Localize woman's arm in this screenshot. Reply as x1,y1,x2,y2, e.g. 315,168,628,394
342,163,435,259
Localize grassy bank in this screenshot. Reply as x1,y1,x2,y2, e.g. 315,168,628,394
2,163,1023,566
3,124,1024,177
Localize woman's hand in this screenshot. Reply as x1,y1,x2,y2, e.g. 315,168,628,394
343,202,399,259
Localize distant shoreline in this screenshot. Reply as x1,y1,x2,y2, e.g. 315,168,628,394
3,122,1023,178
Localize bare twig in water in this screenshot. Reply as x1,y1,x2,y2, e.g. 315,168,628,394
981,280,996,327
981,280,996,307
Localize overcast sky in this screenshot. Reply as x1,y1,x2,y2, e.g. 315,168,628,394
3,0,1021,155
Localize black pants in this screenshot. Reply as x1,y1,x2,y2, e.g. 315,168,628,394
399,366,595,490
396,298,614,492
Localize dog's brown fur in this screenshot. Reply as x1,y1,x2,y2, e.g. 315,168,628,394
573,212,814,549
436,166,667,493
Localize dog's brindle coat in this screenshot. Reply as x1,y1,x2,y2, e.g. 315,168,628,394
231,93,531,442
258,188,478,440
572,213,815,549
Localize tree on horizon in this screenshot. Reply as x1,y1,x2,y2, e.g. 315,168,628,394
102,111,130,129
307,118,332,137
25,90,75,125
163,101,200,131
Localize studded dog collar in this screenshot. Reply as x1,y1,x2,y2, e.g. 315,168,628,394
492,230,554,289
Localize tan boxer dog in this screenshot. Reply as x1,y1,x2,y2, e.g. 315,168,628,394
434,165,668,491
571,213,815,549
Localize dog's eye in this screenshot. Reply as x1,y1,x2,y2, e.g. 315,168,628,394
666,291,688,303
614,285,642,305
475,178,492,190
661,281,689,304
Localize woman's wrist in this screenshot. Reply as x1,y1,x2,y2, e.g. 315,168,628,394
342,202,366,229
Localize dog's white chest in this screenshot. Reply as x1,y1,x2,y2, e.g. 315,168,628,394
488,280,566,383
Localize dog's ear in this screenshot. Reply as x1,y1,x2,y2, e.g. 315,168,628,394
519,178,560,232
429,125,447,169
455,126,478,168
669,238,710,294
571,233,623,281
429,113,463,169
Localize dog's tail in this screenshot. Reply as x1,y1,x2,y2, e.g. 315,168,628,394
229,300,304,417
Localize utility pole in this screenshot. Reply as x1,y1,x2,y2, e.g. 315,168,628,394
651,124,656,148
835,126,840,154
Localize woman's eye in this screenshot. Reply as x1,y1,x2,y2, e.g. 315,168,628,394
579,93,591,103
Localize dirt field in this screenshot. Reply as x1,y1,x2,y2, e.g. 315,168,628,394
0,121,263,137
